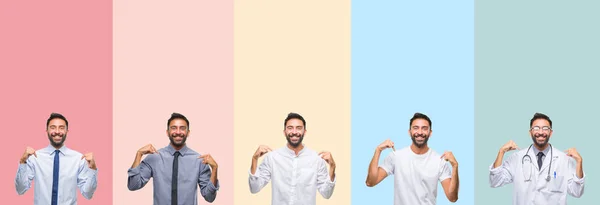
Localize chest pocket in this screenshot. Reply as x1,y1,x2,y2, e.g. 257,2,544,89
548,175,564,193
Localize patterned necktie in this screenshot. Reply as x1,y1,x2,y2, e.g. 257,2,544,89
51,150,60,205
537,152,544,170
172,151,181,205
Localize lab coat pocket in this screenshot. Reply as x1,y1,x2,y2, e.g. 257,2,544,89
549,175,564,193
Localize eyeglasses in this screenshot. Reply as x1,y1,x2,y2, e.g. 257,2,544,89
530,126,552,133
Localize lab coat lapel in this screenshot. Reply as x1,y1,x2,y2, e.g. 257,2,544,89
539,147,558,173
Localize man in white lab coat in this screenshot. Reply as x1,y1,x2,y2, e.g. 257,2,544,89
489,113,585,205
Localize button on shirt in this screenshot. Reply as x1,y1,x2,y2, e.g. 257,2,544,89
15,145,98,205
249,146,336,205
128,145,219,205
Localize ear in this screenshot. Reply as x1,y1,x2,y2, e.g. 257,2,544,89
187,129,191,137
166,129,170,137
407,129,411,137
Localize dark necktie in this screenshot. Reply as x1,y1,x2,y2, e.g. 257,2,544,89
172,151,181,205
537,152,544,170
51,150,60,205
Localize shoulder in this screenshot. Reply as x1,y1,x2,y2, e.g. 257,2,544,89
185,147,200,156
429,148,441,158
63,146,83,158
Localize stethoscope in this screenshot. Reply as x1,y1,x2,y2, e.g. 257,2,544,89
522,144,553,182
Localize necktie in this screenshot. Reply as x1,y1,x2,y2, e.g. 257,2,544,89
51,150,60,205
536,152,544,170
172,151,181,205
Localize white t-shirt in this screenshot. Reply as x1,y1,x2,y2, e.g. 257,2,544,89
380,146,451,205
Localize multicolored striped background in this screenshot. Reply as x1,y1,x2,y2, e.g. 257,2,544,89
2,1,598,204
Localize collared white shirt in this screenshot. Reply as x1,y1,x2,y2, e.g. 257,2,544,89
380,146,451,205
489,145,585,205
249,145,336,205
15,145,98,205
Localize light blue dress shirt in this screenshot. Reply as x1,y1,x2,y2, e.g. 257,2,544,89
15,145,98,205
128,145,219,205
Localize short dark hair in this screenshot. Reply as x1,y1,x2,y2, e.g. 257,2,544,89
409,112,431,129
284,112,306,128
47,113,68,129
530,112,552,128
167,112,189,129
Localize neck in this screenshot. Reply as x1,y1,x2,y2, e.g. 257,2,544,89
52,144,63,150
170,143,185,151
410,144,429,154
534,143,550,151
287,143,304,156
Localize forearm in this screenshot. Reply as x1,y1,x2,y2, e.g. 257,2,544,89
449,165,459,201
493,150,505,168
576,159,583,179
329,165,336,182
366,149,381,184
131,152,143,168
250,157,258,175
210,167,218,186
80,170,98,199
15,164,33,194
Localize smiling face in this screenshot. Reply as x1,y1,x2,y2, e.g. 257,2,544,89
529,118,552,148
408,118,431,148
284,118,305,148
47,118,68,148
167,118,189,149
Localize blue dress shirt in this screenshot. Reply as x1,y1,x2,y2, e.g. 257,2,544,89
128,145,219,205
15,145,98,205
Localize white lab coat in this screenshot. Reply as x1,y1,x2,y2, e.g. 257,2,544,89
489,145,584,205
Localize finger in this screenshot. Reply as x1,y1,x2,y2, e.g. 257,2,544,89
33,151,37,158
392,146,396,152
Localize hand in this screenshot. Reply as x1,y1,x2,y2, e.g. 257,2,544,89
500,140,518,153
377,139,395,152
319,151,336,168
81,152,97,170
137,144,157,156
253,145,272,160
20,146,37,164
199,154,218,169
565,148,582,163
441,151,458,167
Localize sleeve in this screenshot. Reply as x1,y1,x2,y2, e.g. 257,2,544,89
127,156,154,191
316,158,336,199
15,156,36,195
489,152,515,188
438,160,452,182
198,162,219,202
248,154,272,194
566,157,584,198
77,158,98,199
379,152,395,176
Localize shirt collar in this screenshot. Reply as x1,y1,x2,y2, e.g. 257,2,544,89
46,144,68,156
164,144,190,156
284,144,306,157
532,144,550,156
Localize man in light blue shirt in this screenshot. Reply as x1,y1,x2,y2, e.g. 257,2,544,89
128,112,219,205
15,113,98,205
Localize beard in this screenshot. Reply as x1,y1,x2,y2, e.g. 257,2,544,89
169,133,188,148
286,133,304,148
411,133,429,148
531,133,549,148
48,132,66,147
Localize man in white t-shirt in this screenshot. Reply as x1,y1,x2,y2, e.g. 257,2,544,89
366,112,459,205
